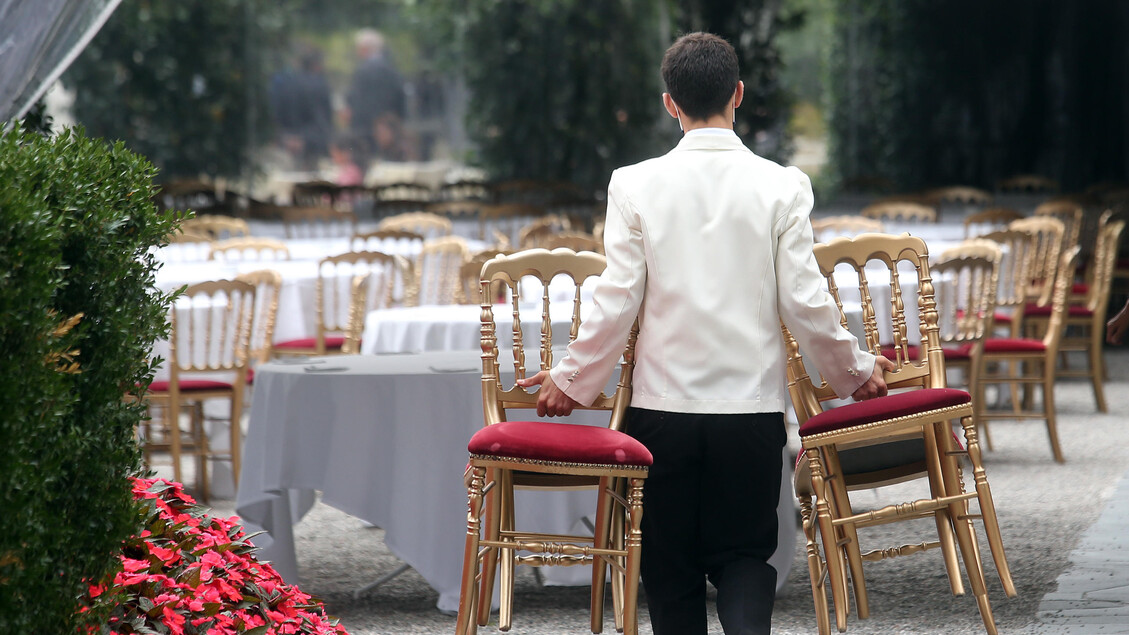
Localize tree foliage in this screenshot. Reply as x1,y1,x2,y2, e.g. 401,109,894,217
413,0,668,194
828,0,1129,192
64,0,290,180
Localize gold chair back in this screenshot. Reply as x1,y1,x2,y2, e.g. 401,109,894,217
924,185,993,206
182,214,250,240
859,201,937,223
478,202,542,244
377,211,453,239
409,236,471,306
543,231,603,254
996,174,1059,194
233,269,283,366
1035,199,1084,254
316,251,408,350
517,214,572,248
934,239,1002,350
282,206,357,239
209,237,290,262
963,207,1024,238
978,229,1037,337
457,250,511,305
810,215,885,242
350,228,425,255
1009,215,1065,307
341,273,371,355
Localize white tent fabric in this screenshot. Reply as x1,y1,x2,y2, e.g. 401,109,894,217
0,0,121,123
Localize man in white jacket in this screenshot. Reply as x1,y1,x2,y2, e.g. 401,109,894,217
518,32,892,635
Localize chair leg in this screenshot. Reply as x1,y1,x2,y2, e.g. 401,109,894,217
974,367,994,451
809,450,849,633
1043,368,1065,463
589,476,615,634
957,415,1017,597
456,466,487,635
1088,326,1108,413
621,477,646,635
497,470,516,631
476,468,501,627
824,449,868,619
798,494,832,635
230,388,244,489
923,425,964,597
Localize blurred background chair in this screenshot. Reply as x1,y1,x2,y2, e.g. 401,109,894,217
810,215,885,242
209,237,290,262
282,206,357,239
378,211,452,239
183,214,251,240
274,251,407,356
860,200,937,223
963,207,1024,238
976,247,1079,463
143,279,256,503
408,236,471,306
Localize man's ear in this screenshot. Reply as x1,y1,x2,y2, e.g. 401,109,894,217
733,81,745,110
662,93,680,119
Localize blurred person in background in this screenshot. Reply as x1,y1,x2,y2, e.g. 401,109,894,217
345,28,406,166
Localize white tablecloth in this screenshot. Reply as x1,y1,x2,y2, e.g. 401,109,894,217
235,351,797,611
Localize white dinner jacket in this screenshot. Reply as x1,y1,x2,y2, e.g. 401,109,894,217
549,128,875,414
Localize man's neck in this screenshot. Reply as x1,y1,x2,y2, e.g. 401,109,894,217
680,112,734,133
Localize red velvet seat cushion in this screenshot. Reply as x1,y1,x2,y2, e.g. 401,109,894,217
246,368,255,385
983,338,1046,353
1072,282,1089,295
149,379,232,392
1023,304,1092,318
273,336,346,350
799,388,971,437
469,420,653,467
993,312,1013,323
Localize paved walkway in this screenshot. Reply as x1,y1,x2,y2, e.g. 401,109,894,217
1033,466,1129,634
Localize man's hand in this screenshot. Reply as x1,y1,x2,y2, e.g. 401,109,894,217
1107,302,1129,345
516,370,581,417
851,355,895,401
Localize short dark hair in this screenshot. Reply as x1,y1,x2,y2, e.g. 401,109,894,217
661,32,740,121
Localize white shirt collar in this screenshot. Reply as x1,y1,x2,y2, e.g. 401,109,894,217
683,127,738,138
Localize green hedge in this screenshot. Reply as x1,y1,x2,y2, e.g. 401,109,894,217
0,126,178,631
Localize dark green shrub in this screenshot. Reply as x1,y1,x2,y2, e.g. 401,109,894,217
0,125,178,632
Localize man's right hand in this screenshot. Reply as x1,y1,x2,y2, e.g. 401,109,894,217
851,355,895,401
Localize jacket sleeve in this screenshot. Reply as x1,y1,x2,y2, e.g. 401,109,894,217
775,167,876,399
548,171,647,405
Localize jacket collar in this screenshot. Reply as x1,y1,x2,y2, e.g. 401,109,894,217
670,128,751,153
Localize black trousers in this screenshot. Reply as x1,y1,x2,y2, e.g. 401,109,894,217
625,408,786,635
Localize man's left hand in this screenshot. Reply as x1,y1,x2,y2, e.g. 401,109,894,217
516,370,580,417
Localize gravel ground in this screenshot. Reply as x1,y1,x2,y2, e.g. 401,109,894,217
202,347,1129,634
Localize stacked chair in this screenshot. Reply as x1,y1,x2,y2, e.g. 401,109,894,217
782,232,1014,635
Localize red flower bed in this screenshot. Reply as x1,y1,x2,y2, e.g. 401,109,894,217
83,478,349,635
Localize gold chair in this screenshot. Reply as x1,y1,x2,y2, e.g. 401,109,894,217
281,206,358,239
183,214,251,240
517,214,572,249
1008,216,1065,311
437,179,492,202
1034,199,1084,259
996,174,1059,194
783,232,1014,635
478,202,543,244
350,228,425,254
932,240,1003,405
341,273,371,355
378,211,453,239
209,237,290,262
810,215,885,242
163,228,214,261
456,248,651,635
144,279,256,502
457,250,512,305
291,179,341,208
408,236,471,306
963,207,1025,238
1024,219,1126,412
543,231,603,254
978,229,1038,340
976,246,1080,463
273,251,407,356
860,200,937,223
233,269,283,370
924,186,994,206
